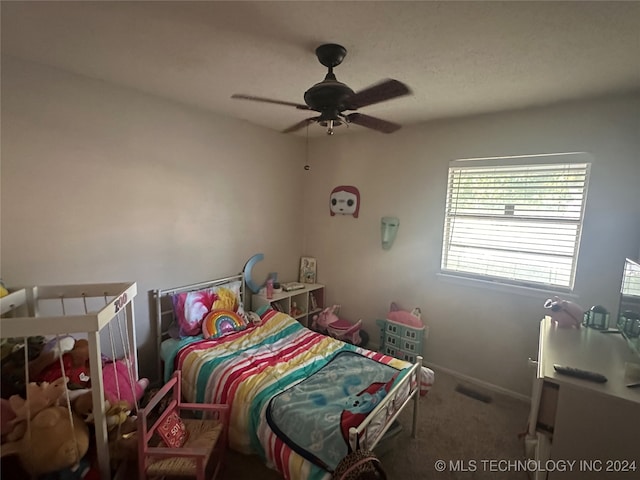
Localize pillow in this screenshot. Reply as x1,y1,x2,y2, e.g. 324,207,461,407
213,281,245,318
157,411,189,448
171,281,245,338
202,309,248,339
172,288,217,337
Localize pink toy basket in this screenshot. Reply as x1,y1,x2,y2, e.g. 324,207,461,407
327,318,363,345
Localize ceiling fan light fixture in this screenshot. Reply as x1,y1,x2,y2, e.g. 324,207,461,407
231,43,412,135
319,118,342,127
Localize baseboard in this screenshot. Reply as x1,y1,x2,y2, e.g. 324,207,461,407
425,361,531,403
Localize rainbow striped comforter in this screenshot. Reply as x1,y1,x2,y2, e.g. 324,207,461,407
164,309,417,480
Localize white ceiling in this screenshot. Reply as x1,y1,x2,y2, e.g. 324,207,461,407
2,1,639,136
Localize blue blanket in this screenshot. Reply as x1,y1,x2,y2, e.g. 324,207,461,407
266,350,401,471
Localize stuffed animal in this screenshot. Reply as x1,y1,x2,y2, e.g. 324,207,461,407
32,336,148,412
1,398,16,439
72,359,148,424
102,359,149,409
104,400,131,430
244,311,262,326
1,336,47,397
387,302,423,329
544,296,584,328
212,287,239,311
107,415,138,469
0,406,90,476
34,339,91,389
7,377,69,433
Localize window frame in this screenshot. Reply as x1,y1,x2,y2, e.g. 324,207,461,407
440,152,592,292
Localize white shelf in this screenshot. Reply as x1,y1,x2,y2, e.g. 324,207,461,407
252,283,325,328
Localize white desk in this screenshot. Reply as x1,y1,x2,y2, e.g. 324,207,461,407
527,317,640,480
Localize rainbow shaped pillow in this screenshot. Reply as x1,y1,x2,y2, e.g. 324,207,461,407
202,309,248,339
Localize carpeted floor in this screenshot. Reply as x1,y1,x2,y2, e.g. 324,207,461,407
225,368,531,479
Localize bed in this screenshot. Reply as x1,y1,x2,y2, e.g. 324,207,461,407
0,281,138,480
155,274,430,480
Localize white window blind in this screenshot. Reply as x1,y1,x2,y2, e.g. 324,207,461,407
622,259,640,297
441,155,591,289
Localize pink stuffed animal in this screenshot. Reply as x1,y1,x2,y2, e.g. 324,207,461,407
72,359,148,425
544,296,584,328
101,359,149,409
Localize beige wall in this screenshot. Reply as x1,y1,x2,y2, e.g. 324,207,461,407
303,94,640,396
2,56,639,395
1,57,306,378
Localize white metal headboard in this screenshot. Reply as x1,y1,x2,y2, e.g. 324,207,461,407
153,273,245,381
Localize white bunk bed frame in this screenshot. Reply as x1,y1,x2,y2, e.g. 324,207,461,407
153,273,421,458
0,282,138,480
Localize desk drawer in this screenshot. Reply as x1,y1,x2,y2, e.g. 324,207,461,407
536,381,558,435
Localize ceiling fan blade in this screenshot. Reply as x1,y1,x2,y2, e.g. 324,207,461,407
231,94,310,110
282,117,319,134
345,79,411,110
346,113,402,134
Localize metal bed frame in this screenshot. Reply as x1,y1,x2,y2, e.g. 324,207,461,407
152,273,421,465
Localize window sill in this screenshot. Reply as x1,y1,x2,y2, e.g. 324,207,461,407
436,272,578,299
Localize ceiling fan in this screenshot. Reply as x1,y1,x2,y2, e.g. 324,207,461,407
231,43,412,135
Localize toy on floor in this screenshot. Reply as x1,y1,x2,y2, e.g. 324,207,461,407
312,305,363,345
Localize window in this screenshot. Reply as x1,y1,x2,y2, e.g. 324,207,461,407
621,258,640,298
441,153,591,290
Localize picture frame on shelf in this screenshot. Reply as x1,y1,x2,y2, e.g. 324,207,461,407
299,257,317,284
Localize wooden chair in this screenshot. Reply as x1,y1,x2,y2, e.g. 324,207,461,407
138,371,228,480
